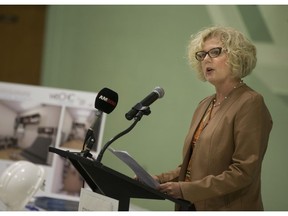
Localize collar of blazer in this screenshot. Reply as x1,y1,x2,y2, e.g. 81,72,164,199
190,83,248,139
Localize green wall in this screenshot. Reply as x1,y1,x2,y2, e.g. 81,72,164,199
41,5,288,211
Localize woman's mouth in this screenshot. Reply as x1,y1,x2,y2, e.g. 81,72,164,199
205,67,214,75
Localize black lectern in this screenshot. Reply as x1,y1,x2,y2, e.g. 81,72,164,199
49,147,192,211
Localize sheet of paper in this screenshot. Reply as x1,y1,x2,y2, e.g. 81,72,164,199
78,188,119,211
109,148,160,189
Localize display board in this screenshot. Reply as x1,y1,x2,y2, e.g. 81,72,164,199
0,81,106,206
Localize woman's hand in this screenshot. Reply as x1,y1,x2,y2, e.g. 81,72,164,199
152,175,160,183
158,182,183,199
135,175,182,199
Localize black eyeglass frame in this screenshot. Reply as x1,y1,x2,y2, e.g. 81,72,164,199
195,47,224,62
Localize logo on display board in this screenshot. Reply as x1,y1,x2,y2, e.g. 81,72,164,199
49,92,76,102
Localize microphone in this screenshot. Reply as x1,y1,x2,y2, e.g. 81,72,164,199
96,86,164,162
125,86,165,120
95,87,118,114
83,87,118,156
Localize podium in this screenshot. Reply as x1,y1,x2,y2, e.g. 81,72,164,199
49,147,193,211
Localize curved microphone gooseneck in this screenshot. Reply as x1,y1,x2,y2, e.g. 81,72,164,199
95,107,149,163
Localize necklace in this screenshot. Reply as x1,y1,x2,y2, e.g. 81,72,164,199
213,80,244,107
213,98,226,107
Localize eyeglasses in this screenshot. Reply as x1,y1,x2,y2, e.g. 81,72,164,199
195,47,224,61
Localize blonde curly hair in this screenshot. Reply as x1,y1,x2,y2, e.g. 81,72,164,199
187,26,257,81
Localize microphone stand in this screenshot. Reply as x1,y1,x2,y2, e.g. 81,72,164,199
81,129,96,159
95,105,151,164
80,110,103,159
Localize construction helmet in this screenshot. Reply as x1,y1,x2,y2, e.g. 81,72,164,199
0,161,45,211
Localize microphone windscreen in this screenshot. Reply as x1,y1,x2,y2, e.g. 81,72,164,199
95,88,118,114
154,86,165,98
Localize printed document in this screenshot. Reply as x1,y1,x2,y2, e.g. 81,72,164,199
109,148,160,189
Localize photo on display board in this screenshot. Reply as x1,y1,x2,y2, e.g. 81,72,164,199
0,99,60,166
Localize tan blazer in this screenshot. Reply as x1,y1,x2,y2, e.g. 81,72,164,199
157,84,273,210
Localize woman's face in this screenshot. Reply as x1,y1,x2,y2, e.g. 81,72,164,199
200,37,232,86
